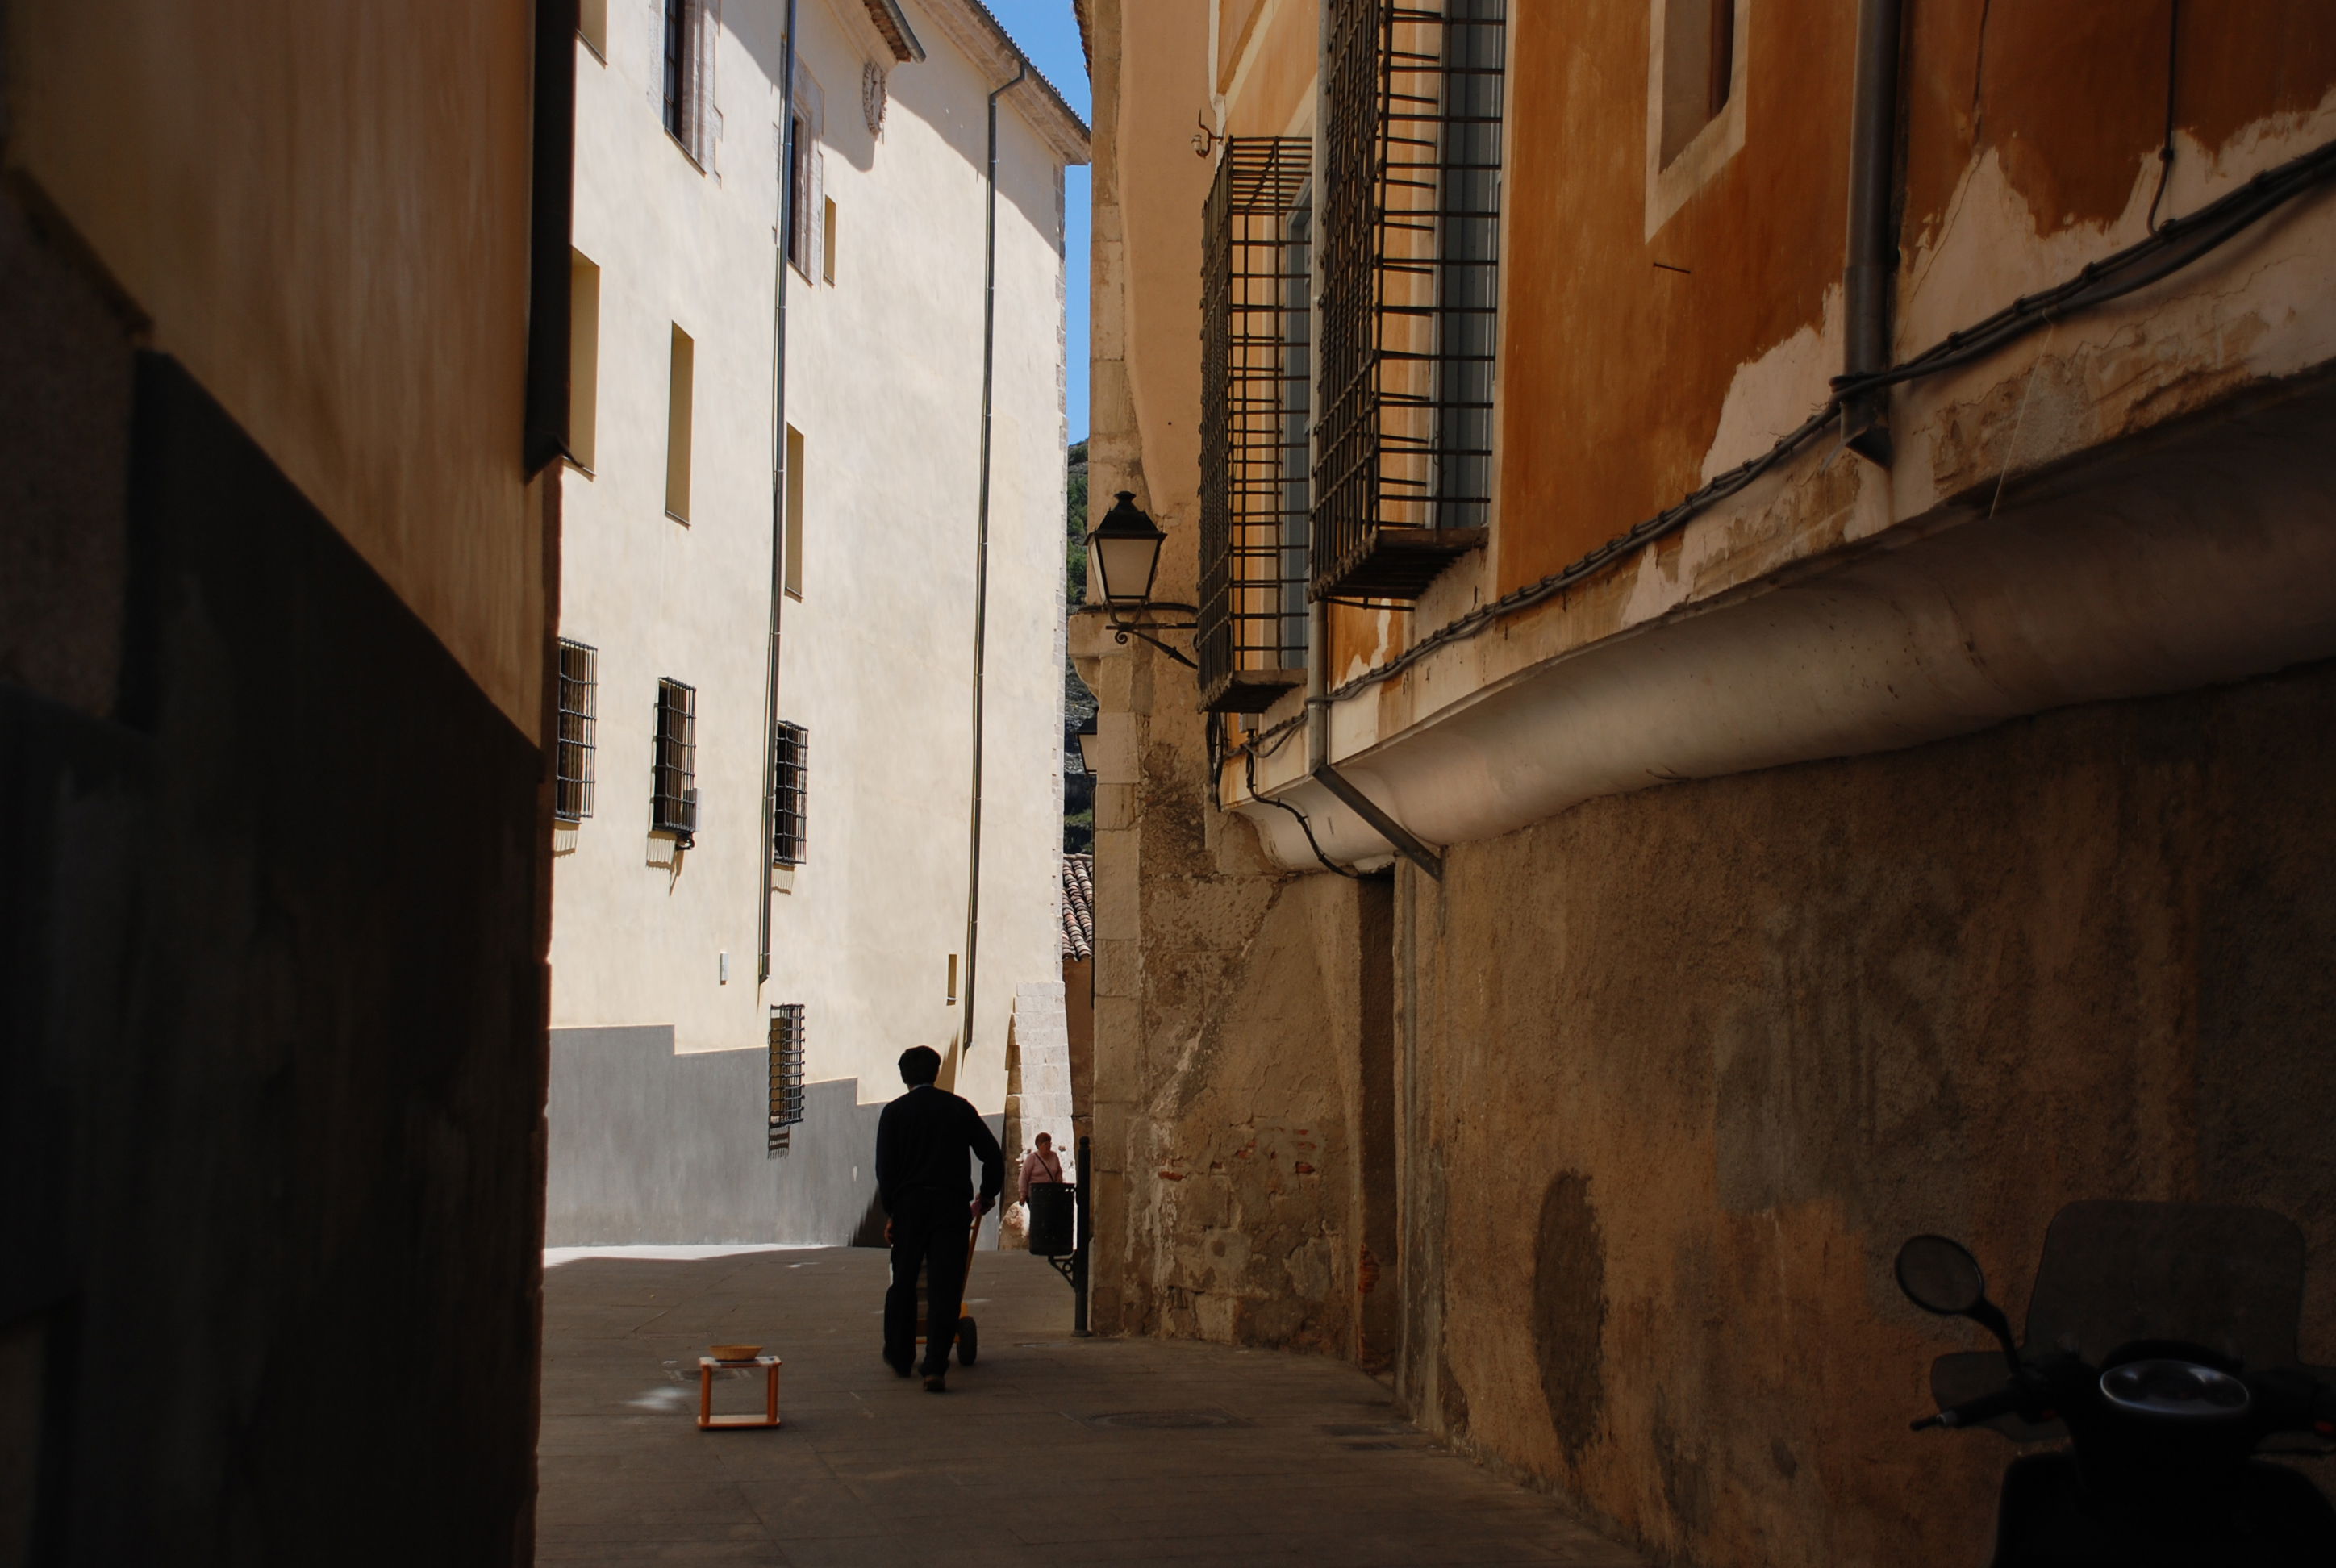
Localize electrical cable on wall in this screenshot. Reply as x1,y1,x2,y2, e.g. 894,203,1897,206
1245,748,1361,878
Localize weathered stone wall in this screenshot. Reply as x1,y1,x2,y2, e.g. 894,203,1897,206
1120,864,1374,1353
1394,656,2336,1567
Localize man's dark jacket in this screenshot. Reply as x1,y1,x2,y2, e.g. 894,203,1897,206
875,1083,1004,1214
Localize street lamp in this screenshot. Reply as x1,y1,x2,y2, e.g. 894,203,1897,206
1082,491,1196,667
1075,713,1101,775
1087,491,1166,607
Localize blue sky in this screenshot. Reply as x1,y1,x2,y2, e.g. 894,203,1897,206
987,2,1091,444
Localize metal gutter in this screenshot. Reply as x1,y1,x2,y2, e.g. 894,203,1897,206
954,56,1027,1063
757,0,800,985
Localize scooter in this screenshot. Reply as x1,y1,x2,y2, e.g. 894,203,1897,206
1896,1199,2336,1566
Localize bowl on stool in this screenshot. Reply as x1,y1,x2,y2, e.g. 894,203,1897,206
710,1344,763,1362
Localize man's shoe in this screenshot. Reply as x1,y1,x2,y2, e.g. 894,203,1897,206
883,1352,913,1378
922,1373,947,1393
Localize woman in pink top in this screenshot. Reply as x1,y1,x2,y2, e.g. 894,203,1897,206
1019,1131,1065,1202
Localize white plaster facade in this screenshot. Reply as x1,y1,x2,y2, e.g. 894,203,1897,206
549,0,1087,1240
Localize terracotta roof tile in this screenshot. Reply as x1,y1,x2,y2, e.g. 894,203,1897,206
1061,853,1094,961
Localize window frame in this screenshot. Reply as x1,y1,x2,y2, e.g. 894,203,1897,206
1644,0,1749,236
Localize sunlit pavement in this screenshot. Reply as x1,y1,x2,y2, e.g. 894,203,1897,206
536,1245,1646,1566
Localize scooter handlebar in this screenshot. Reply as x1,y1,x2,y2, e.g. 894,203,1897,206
1913,1382,2030,1432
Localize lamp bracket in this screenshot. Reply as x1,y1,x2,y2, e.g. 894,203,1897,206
1108,619,1198,669
1083,602,1199,669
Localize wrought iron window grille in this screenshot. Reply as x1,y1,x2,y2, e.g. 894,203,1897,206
1313,0,1506,602
555,640,598,821
1199,138,1316,715
771,721,808,865
768,1003,806,1155
651,678,698,847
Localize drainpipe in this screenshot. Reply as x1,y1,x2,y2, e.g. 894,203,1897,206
757,0,800,984
956,56,1027,1064
1841,0,1903,466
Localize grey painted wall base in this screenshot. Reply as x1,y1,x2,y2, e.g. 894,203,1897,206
547,1026,1003,1249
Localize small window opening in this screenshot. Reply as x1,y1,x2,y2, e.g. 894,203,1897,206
946,954,960,1004
568,252,600,472
1661,0,1737,166
768,1004,807,1154
665,325,694,520
821,197,838,283
782,425,806,597
555,640,598,821
652,678,698,844
771,721,809,865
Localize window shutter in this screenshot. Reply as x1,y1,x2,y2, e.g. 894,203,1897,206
649,0,664,118
795,63,824,139
809,150,826,285
693,0,721,169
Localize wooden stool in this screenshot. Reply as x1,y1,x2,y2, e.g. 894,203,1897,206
696,1355,782,1429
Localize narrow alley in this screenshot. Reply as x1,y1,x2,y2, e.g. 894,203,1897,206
16,0,2336,1562
536,1247,1644,1567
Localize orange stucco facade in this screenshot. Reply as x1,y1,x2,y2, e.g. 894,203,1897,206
1078,3,2336,1563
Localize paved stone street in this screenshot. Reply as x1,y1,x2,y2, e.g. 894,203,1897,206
536,1245,1646,1566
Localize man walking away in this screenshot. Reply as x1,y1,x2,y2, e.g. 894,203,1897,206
877,1046,1003,1391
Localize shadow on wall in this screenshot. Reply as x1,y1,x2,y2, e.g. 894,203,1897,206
547,1026,881,1245
724,0,1066,235
5,352,548,1561
547,1027,1010,1249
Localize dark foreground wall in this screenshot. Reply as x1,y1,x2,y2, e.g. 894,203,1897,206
0,351,548,1564
545,1030,1003,1249
1396,656,2336,1568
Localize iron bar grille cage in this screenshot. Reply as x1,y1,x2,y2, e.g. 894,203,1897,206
1313,0,1505,601
768,1003,806,1154
651,678,697,836
771,721,808,865
1199,137,1316,715
555,640,598,821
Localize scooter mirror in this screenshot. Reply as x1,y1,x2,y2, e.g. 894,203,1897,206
1896,1234,1988,1317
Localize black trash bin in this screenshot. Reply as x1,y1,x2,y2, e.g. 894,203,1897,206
1025,1182,1077,1257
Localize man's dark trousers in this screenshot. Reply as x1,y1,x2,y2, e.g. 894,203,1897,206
884,1193,971,1377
